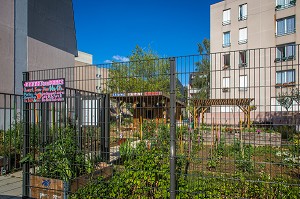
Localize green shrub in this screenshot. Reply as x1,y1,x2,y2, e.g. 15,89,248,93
276,125,296,140
37,127,93,182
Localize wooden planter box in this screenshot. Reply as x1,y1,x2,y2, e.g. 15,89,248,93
30,162,113,199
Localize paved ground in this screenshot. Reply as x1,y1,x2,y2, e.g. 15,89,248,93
0,170,22,199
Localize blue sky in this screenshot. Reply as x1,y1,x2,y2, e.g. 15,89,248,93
73,0,220,64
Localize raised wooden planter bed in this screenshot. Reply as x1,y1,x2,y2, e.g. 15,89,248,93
30,162,113,199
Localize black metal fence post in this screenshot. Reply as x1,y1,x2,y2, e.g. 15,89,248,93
169,57,176,199
22,72,30,198
101,94,110,163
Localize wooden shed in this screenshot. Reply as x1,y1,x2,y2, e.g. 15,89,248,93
111,91,185,127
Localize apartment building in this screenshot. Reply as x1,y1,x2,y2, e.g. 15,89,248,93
209,0,299,124
0,0,78,95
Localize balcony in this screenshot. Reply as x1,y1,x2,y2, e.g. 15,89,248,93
275,0,296,11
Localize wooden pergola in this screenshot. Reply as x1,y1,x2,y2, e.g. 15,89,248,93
193,98,254,128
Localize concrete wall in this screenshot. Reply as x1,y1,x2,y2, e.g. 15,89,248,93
28,37,75,71
0,0,15,94
0,0,78,94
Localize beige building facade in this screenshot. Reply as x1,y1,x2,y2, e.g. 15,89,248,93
209,0,299,124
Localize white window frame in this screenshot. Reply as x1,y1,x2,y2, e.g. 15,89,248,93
239,51,248,67
238,27,248,44
238,4,248,21
223,54,230,69
239,75,248,91
276,70,295,85
276,16,296,36
223,77,230,88
223,32,231,47
276,43,296,61
222,9,231,25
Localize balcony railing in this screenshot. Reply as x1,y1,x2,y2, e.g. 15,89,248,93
239,63,247,67
222,20,231,26
238,39,248,45
276,29,296,37
274,55,296,62
223,43,231,48
275,0,296,11
275,82,296,88
239,87,248,91
222,88,229,92
222,65,230,70
238,15,248,21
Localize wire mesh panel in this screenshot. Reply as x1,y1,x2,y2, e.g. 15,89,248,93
175,46,300,198
0,93,23,197
21,45,300,198
22,68,111,198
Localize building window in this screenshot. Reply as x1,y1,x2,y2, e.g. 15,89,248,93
223,32,231,47
239,51,248,67
276,70,295,86
276,43,296,61
238,4,247,21
222,77,230,92
223,9,231,25
238,27,248,44
276,16,296,36
239,75,248,91
223,54,230,69
276,0,296,10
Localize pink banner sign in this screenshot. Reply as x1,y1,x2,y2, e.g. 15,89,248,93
23,78,65,103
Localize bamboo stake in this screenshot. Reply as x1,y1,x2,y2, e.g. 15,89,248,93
211,118,214,156
140,116,143,140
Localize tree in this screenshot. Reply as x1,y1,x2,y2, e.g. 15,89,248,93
108,45,170,93
276,88,300,112
192,38,210,99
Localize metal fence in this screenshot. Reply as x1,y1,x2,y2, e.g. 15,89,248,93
0,93,23,175
12,45,300,198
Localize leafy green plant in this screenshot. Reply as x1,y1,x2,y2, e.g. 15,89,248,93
142,119,157,139
36,127,93,182
119,140,135,161
71,140,186,199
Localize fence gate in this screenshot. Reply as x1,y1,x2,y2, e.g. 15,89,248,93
22,71,110,198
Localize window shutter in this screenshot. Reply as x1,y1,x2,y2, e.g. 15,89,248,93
223,77,229,88
239,28,247,41
243,4,247,17
240,75,247,88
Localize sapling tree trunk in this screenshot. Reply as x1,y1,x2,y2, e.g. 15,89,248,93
239,120,244,158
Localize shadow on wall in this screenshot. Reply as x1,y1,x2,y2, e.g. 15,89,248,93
203,111,300,127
